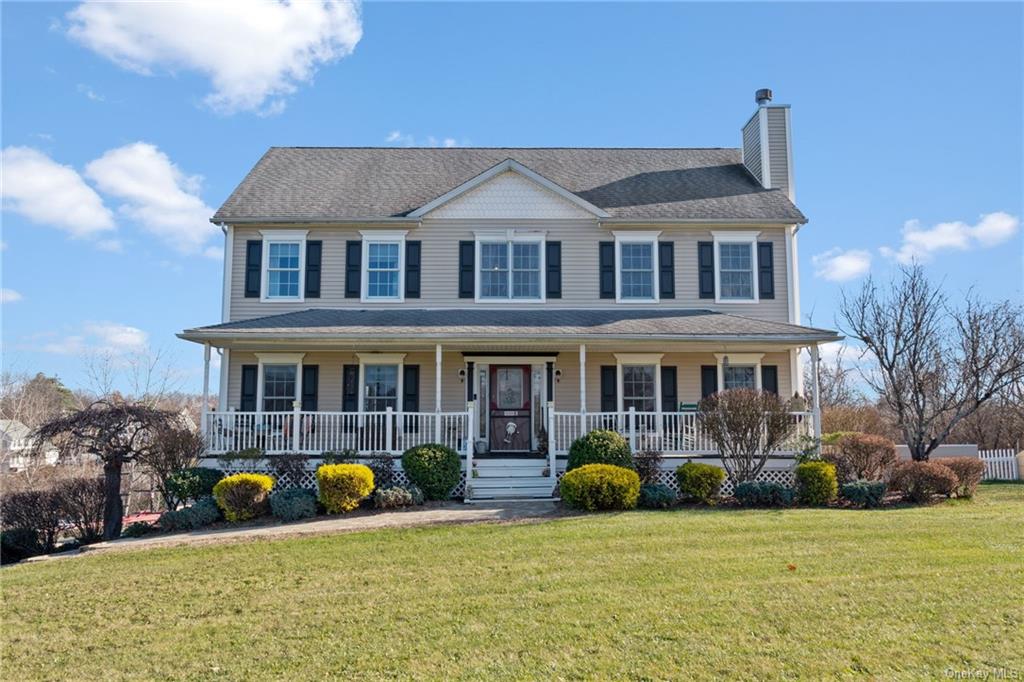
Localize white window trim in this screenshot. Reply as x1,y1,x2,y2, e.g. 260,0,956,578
712,230,761,304
254,352,306,412
614,352,663,413
360,230,408,303
260,230,308,303
714,352,764,391
474,229,547,303
613,231,661,303
356,352,407,414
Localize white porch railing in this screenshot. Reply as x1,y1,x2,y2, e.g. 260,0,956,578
549,408,815,455
203,408,471,455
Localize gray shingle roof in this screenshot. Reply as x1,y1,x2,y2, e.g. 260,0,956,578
181,309,838,343
213,148,806,223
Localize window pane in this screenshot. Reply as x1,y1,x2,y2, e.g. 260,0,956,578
364,365,398,411
719,243,754,300
495,367,524,409
480,243,509,298
622,365,656,412
511,243,540,299
267,242,301,298
723,366,756,390
368,270,399,298
365,242,400,298
368,243,399,269
620,243,654,299
263,365,296,412
268,243,299,269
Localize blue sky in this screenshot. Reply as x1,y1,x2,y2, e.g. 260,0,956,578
2,1,1021,393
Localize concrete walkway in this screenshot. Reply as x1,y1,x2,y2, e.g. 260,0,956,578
74,501,563,556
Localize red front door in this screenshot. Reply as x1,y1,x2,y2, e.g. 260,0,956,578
488,365,532,451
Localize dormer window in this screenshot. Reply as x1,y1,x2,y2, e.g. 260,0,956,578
475,230,545,302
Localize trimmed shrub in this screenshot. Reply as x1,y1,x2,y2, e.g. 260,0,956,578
160,496,222,532
0,489,63,553
166,467,224,506
638,483,676,509
633,449,665,485
890,461,958,503
1,528,41,564
567,430,633,472
824,433,898,483
560,464,640,511
734,481,794,507
401,444,460,500
675,462,726,504
366,452,398,490
841,481,887,508
53,476,105,544
212,473,274,521
316,464,374,513
373,486,418,510
120,522,155,538
941,457,986,498
270,487,317,522
795,461,838,505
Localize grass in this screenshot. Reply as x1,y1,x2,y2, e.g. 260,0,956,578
3,485,1023,680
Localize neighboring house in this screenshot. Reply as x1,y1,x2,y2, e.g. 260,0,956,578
0,419,59,473
180,89,840,499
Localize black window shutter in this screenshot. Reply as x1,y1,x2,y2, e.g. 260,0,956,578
305,241,322,298
599,241,615,299
302,365,319,411
240,365,258,411
700,365,718,398
405,241,421,299
402,365,420,413
658,241,675,299
761,365,779,395
458,241,475,298
758,242,775,299
342,365,359,412
600,366,617,412
545,241,562,299
698,241,715,299
244,241,262,298
660,366,678,412
345,240,362,299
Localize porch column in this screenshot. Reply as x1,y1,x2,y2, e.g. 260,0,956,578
810,343,822,450
579,344,587,435
201,342,211,437
435,344,443,442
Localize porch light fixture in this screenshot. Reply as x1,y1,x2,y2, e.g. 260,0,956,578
554,369,562,383
457,368,467,383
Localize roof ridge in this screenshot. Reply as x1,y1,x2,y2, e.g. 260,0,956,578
268,146,742,151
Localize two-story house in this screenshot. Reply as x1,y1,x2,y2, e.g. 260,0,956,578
180,89,840,499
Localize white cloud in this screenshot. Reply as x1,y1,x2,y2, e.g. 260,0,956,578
66,0,363,115
880,212,1020,264
1,289,24,304
41,321,148,356
76,83,105,101
385,130,464,147
812,247,872,282
96,238,124,253
0,146,115,237
85,142,218,254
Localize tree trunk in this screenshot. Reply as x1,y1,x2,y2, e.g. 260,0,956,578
102,459,124,540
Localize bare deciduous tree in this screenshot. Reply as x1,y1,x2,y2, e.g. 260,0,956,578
699,389,797,483
33,401,178,539
138,424,206,510
840,265,1024,460
804,345,861,408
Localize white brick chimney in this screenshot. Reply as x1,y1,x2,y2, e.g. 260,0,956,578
741,88,795,202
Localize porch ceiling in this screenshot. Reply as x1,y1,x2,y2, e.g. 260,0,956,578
179,308,841,349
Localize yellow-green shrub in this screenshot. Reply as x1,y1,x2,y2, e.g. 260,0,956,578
795,461,838,506
212,473,274,522
559,464,640,511
675,462,726,504
316,464,374,513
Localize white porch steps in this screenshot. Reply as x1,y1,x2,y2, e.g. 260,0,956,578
467,458,558,501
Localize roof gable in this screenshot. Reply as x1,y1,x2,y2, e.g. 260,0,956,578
411,160,608,219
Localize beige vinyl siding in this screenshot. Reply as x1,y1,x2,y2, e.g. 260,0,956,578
229,223,792,322
741,113,763,185
766,107,790,197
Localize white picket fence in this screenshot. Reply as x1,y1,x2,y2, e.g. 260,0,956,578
979,449,1021,481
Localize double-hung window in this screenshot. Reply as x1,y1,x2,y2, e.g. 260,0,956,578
363,365,399,412
264,240,304,300
622,365,657,412
361,231,407,302
613,231,660,302
712,231,760,302
476,232,544,301
723,365,757,390
262,365,297,412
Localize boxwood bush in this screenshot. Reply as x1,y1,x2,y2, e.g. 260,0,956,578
401,444,461,500
567,430,633,471
638,483,676,509
212,473,274,521
270,487,318,522
734,481,794,507
841,481,887,508
675,462,726,504
795,461,838,506
160,496,222,531
166,467,224,506
316,463,374,513
560,464,640,511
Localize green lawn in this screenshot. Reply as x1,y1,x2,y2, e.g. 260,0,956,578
3,485,1023,680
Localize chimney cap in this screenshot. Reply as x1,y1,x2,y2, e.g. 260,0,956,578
755,88,773,105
